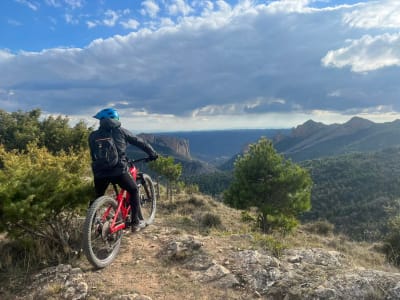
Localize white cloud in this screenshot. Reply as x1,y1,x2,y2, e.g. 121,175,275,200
197,0,214,16
86,9,125,28
141,0,160,18
265,0,310,13
7,19,22,26
45,0,61,7
15,0,39,11
65,13,79,24
343,0,400,29
103,10,120,27
0,50,15,61
322,33,400,72
167,0,194,16
121,19,140,30
86,20,97,28
64,0,84,9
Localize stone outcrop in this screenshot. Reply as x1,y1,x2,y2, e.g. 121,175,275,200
157,236,400,300
11,235,400,300
139,134,191,159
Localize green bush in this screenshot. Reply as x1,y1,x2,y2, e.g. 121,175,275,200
0,144,93,266
224,137,312,233
254,233,287,257
200,212,222,229
384,215,400,266
304,220,335,236
241,210,257,223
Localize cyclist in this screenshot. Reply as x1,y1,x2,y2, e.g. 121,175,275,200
88,107,158,232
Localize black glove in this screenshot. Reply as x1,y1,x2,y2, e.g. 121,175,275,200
148,152,158,161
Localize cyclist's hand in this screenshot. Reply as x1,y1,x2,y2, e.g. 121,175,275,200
148,153,158,161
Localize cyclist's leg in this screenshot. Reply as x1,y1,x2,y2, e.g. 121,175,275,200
113,172,140,225
91,177,110,207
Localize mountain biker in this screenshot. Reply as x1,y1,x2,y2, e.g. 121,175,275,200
88,108,158,232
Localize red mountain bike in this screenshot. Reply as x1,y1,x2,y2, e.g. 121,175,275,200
82,157,156,268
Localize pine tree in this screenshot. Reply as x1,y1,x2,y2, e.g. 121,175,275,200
224,137,312,232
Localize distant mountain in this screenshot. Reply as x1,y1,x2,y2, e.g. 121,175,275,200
128,133,217,176
158,129,290,163
138,133,191,160
130,129,290,176
274,117,400,161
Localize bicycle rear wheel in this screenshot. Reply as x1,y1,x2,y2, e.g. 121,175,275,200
82,196,124,268
138,173,156,225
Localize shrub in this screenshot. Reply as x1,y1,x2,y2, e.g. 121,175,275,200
383,215,400,266
0,144,92,268
224,137,312,233
254,233,287,257
241,210,257,223
188,195,206,207
304,220,335,236
200,212,222,229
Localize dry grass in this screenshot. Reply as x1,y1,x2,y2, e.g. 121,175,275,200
158,191,396,271
284,226,397,272
1,189,399,299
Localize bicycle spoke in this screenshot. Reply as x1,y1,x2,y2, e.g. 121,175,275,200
83,196,124,268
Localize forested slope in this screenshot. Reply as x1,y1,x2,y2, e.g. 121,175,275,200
301,147,400,240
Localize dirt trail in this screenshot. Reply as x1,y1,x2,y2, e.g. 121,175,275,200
79,217,245,300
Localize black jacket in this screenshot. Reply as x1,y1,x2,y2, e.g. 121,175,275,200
88,118,156,178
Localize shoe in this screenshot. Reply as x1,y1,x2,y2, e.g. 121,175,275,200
131,220,146,233
124,220,131,230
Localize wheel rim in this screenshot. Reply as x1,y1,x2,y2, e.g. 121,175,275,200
89,202,122,261
139,179,155,222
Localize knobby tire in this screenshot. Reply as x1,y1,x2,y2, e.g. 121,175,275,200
82,196,123,269
138,173,156,225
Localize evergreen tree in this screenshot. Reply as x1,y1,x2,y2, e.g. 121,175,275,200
224,137,312,232
148,155,182,200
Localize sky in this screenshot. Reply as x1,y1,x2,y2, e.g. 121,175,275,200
1,0,400,132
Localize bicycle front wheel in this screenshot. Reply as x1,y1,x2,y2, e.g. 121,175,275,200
82,196,123,268
138,173,156,225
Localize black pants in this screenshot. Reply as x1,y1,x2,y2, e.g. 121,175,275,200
94,172,140,224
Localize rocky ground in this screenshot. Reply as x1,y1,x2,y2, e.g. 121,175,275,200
2,194,400,300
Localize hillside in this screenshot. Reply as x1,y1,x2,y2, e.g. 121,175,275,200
274,117,400,161
301,147,400,241
2,193,400,299
187,145,400,241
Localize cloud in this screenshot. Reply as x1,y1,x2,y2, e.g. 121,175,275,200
167,0,194,16
7,19,22,26
121,19,140,30
322,33,400,72
15,0,39,11
343,0,400,29
141,0,160,18
65,13,79,24
64,0,84,9
45,0,61,7
103,10,120,27
86,9,127,28
2,0,400,131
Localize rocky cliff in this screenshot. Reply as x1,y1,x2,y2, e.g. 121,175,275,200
139,133,191,160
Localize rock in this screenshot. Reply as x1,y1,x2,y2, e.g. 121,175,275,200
159,235,203,261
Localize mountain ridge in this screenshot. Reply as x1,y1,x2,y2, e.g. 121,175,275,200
274,117,400,161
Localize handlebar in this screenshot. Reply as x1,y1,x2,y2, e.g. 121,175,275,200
129,156,156,165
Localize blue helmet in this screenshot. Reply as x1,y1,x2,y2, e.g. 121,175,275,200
93,108,119,120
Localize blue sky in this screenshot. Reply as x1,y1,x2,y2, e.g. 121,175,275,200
1,0,399,132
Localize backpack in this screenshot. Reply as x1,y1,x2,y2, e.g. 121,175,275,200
91,129,119,171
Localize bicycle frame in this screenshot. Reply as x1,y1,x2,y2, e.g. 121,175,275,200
101,160,142,234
